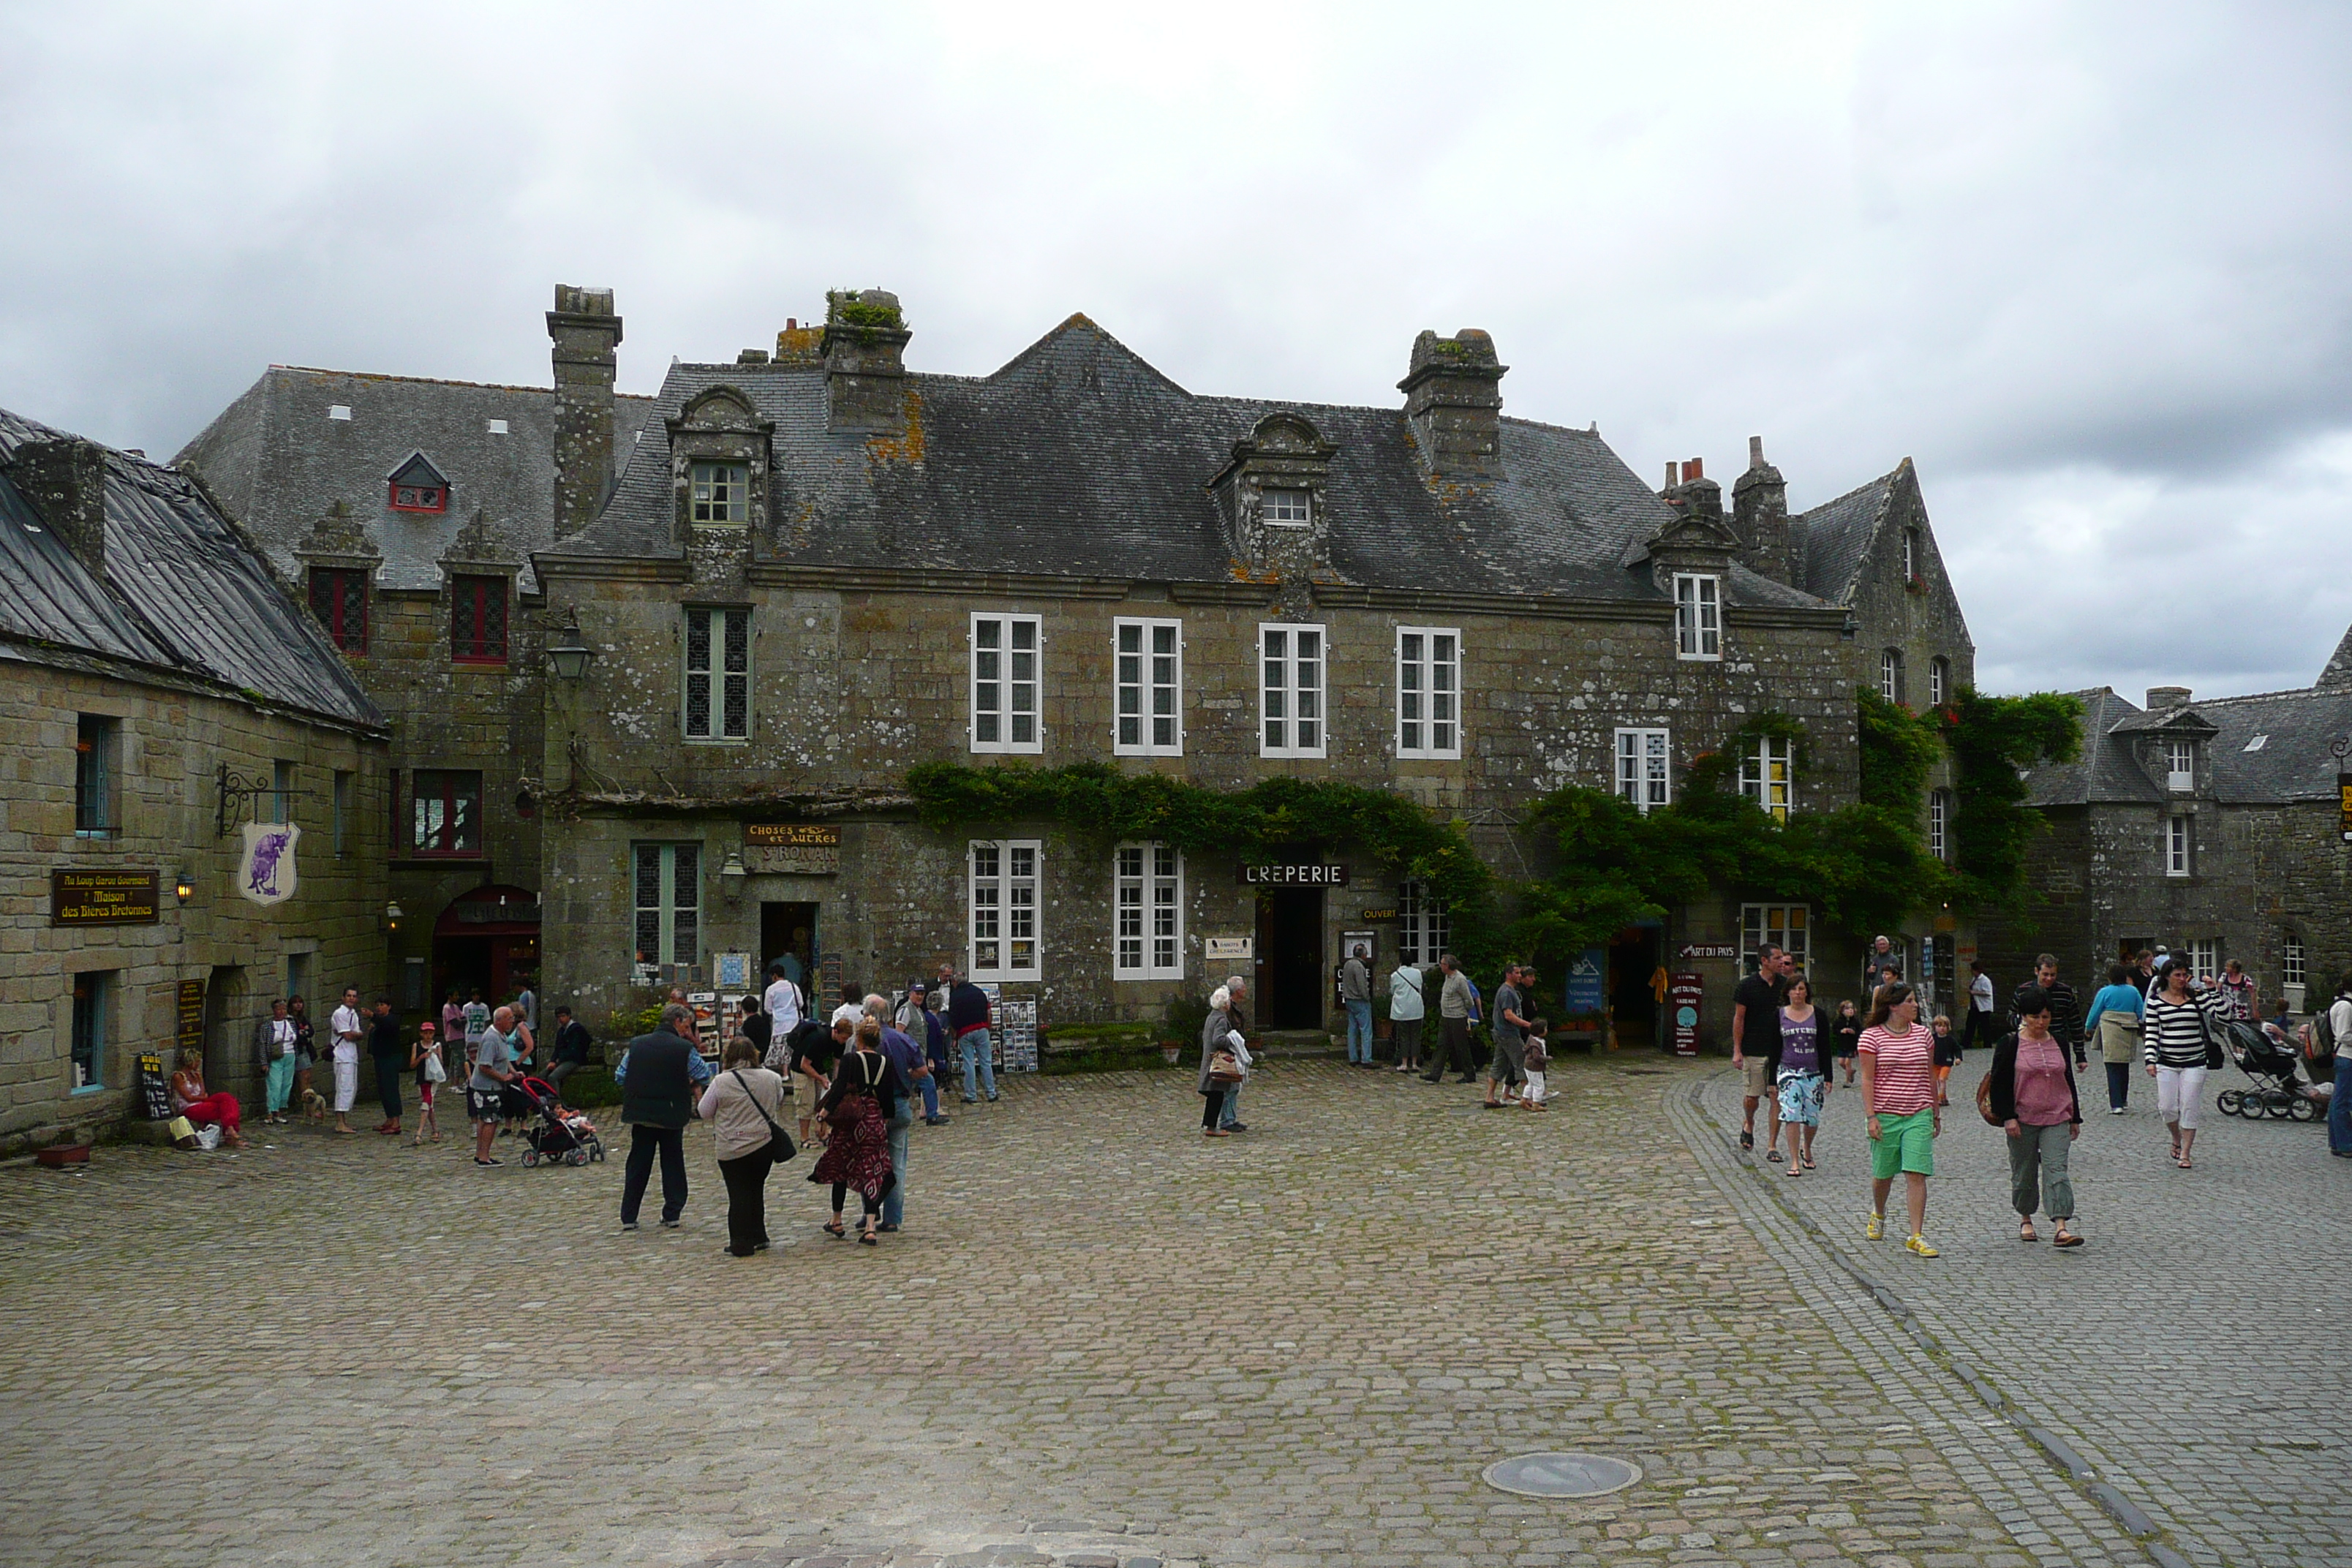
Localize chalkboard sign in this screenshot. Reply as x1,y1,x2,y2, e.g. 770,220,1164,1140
818,951,845,1009
177,979,206,1055
137,1053,170,1120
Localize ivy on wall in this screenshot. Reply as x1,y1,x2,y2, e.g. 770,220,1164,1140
902,761,1501,964
1936,689,2081,916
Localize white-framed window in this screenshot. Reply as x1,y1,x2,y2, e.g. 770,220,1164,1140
1741,904,1809,979
1738,736,1793,823
1880,648,1904,703
1398,878,1450,967
1904,527,1919,580
683,606,751,742
1264,488,1311,526
2166,813,2191,877
1929,788,1953,861
690,461,748,525
1113,617,1182,755
2189,938,2220,978
2166,739,2195,791
1929,656,1949,706
2285,932,2307,990
1397,625,1460,759
968,840,1041,981
970,614,1042,754
1673,573,1721,660
1616,727,1671,813
632,842,701,969
1260,623,1326,758
1113,842,1183,979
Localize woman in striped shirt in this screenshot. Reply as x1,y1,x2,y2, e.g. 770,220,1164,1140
2143,962,2226,1169
1858,982,1942,1257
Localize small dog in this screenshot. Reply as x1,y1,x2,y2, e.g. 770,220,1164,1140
298,1088,331,1123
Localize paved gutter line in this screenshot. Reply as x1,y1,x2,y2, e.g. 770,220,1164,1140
1666,1071,2179,1568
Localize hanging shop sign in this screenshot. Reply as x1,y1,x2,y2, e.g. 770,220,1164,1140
1670,972,1704,1057
2340,774,2352,843
177,979,206,1055
1240,862,1349,886
745,822,842,875
51,869,159,926
237,822,300,906
1676,943,1736,962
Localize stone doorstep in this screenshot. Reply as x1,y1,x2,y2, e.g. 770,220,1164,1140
1245,1031,1346,1058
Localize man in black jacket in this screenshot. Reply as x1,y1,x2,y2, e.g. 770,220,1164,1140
617,1003,712,1231
2013,954,2084,1070
546,1006,593,1095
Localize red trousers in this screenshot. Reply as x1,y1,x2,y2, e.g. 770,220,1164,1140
181,1093,241,1132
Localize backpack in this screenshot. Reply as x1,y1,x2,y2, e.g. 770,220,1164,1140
2317,1002,2340,1055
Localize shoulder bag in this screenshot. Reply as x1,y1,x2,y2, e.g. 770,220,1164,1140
2200,1006,2225,1072
1974,1036,2011,1127
732,1069,797,1163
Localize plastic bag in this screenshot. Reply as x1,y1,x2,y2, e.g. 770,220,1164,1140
195,1125,222,1151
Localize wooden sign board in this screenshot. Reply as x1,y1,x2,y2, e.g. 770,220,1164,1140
52,869,159,926
746,823,840,848
746,823,841,875
177,979,206,1055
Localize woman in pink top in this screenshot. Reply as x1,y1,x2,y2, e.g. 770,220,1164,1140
1857,983,1942,1256
1987,985,2084,1247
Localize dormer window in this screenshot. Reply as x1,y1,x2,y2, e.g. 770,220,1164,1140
1264,488,1311,527
385,451,451,513
2166,739,2195,791
1673,574,1721,660
691,461,748,525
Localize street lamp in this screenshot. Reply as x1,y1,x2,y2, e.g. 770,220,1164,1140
547,611,595,681
173,872,193,904
386,900,404,932
720,851,747,899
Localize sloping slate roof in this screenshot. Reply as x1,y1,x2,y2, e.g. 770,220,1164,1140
552,317,1828,609
173,366,654,595
2024,684,2352,807
0,407,383,729
1789,467,1896,605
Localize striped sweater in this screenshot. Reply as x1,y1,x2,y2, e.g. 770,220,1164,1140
2142,990,2225,1068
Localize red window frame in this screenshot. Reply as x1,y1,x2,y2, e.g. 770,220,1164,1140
450,575,508,664
410,769,482,856
389,483,447,513
307,568,368,653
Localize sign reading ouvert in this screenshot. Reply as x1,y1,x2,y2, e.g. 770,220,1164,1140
1482,1452,1643,1499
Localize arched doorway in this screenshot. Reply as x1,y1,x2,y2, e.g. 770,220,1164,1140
433,884,541,1011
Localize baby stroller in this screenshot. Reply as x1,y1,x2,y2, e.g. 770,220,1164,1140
2216,1020,2326,1120
510,1075,607,1166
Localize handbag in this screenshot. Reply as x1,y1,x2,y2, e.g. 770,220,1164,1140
2197,1007,2225,1072
1207,1047,1245,1085
732,1069,796,1163
1975,1069,2002,1128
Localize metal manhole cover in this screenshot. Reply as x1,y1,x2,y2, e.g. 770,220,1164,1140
1483,1451,1643,1499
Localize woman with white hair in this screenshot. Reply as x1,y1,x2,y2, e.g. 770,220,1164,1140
1197,984,1247,1138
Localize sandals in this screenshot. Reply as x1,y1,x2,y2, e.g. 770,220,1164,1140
1738,1130,1754,1150
2019,1220,2037,1243
2176,1156,2192,1169
1782,1163,1801,1178
857,1229,878,1246
1801,1153,1817,1170
2054,1228,2085,1248
823,1219,845,1237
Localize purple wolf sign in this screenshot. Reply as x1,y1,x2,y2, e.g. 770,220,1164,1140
238,821,301,907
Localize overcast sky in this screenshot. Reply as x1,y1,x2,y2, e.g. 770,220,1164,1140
4,2,2348,701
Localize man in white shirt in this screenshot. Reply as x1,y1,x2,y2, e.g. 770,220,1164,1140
2327,981,2352,1158
1964,960,1995,1052
763,962,802,1036
829,983,864,1031
328,986,366,1135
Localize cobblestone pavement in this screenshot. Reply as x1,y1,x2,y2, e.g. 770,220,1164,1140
1,1055,2151,1568
1700,1052,2352,1568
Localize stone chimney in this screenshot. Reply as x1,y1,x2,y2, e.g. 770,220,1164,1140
2146,686,2192,710
1398,329,1507,480
547,284,622,541
1662,458,1722,519
821,290,911,432
1733,435,1793,585
6,437,108,578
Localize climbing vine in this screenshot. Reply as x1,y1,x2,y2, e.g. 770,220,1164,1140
902,762,1502,967
1934,688,2081,916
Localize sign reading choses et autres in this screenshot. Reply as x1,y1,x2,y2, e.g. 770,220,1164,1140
52,869,159,927
1240,862,1349,886
746,823,841,848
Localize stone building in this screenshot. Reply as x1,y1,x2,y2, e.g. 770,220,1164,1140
173,297,652,1014
524,290,1978,1042
1983,669,2352,1014
0,408,389,1153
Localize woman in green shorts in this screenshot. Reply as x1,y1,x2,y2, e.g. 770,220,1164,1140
1857,982,1942,1257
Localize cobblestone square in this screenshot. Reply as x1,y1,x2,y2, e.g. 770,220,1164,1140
0,1056,2187,1567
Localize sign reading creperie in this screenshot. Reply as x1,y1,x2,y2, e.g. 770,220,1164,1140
1240,863,1349,886
51,870,159,927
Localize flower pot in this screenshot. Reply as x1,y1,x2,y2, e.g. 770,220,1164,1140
35,1143,91,1169
1160,1043,1182,1065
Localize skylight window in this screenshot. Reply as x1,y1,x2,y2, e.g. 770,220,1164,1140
487,419,508,435
328,405,352,421
2244,734,2268,752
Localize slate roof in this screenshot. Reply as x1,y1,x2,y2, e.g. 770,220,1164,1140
174,366,654,595
0,407,385,730
1788,464,1900,606
546,316,1828,610
2024,685,2352,807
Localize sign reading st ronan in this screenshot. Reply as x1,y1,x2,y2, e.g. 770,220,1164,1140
1239,863,1349,886
52,870,160,926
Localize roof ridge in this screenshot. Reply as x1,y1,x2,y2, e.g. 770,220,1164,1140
268,365,655,402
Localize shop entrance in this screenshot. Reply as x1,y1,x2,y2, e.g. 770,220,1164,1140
1254,888,1326,1029
761,901,819,999
1609,925,1662,1051
432,884,541,1011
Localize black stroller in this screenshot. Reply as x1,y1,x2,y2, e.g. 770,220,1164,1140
2215,1020,2326,1120
510,1074,608,1166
